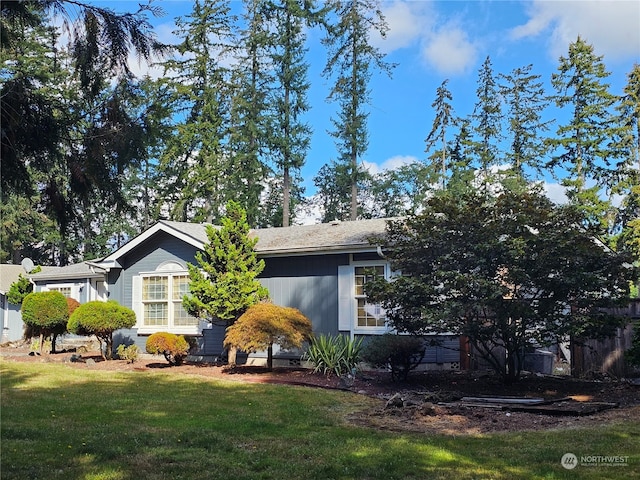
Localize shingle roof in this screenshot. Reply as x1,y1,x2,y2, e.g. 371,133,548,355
28,262,109,281
158,218,392,254
0,264,25,294
30,218,394,281
251,218,391,254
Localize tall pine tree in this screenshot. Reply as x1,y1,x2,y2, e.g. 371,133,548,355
548,36,627,233
321,0,394,221
499,64,552,185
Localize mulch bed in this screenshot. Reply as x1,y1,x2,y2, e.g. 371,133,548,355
2,343,639,435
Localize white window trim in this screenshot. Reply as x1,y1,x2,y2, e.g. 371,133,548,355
44,283,80,300
132,269,199,335
338,260,392,336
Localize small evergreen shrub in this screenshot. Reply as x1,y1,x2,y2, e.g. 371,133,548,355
21,291,69,353
116,344,140,364
68,301,136,359
146,332,189,366
304,334,362,377
361,334,426,381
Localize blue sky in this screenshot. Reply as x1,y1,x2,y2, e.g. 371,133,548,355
99,1,639,202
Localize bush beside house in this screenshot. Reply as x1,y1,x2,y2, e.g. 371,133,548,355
21,290,69,353
146,332,189,366
68,300,136,359
224,303,312,371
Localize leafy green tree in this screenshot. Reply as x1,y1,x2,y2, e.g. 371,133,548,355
366,188,634,383
68,300,136,360
321,0,394,220
224,303,312,370
312,160,371,222
183,201,269,364
548,36,628,233
1,2,166,264
21,290,69,353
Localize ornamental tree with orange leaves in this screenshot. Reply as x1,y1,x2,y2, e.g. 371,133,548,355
224,303,312,370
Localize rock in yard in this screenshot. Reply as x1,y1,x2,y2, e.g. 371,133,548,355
385,393,404,409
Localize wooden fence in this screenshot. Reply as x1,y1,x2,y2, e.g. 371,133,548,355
571,300,640,378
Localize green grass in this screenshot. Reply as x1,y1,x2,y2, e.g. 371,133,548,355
1,360,639,480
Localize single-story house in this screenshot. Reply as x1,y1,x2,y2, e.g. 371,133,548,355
28,219,461,368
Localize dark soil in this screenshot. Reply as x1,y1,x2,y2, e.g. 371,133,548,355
2,342,638,435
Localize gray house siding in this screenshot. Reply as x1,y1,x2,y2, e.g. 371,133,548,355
1,298,23,342
259,254,348,337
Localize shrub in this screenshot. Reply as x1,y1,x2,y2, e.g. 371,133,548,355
625,323,640,371
146,332,189,366
116,344,140,364
304,334,362,377
361,334,426,381
66,297,81,316
224,303,312,370
21,291,69,353
68,301,136,359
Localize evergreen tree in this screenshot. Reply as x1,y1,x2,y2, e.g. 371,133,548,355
614,63,640,263
183,201,269,364
266,0,317,226
158,0,237,223
1,1,165,263
469,56,502,192
548,36,627,233
425,79,455,189
499,64,552,184
227,0,273,226
321,0,394,221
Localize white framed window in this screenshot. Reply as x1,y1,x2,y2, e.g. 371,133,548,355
338,261,390,334
45,283,79,300
133,264,198,334
355,265,386,328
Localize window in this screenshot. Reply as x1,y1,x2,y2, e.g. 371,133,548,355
140,273,197,330
354,266,386,328
338,262,389,333
49,286,72,298
46,284,79,299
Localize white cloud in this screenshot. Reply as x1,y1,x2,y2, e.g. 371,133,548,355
374,1,477,76
511,0,640,61
421,25,477,76
372,1,431,52
542,181,569,205
362,155,419,175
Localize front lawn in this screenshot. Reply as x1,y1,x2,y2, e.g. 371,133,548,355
1,360,638,479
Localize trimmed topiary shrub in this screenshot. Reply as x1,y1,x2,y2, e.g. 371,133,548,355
146,332,189,366
224,303,312,370
361,334,426,381
68,301,136,359
21,291,69,353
